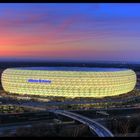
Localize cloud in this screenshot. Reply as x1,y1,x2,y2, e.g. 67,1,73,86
0,4,140,62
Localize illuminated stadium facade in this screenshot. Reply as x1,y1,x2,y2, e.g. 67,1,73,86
1,67,136,98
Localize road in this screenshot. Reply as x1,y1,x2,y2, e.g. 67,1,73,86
0,119,51,135
1,94,140,108
50,110,114,137
0,109,113,137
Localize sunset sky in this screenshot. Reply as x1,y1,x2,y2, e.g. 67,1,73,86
0,3,140,62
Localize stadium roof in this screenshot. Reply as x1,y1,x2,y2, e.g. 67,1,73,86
12,67,130,72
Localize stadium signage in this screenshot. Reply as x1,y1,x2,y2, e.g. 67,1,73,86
28,79,51,83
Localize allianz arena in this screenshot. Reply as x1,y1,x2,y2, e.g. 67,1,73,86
1,67,136,98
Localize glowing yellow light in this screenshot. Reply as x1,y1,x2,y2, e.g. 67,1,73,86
1,68,136,98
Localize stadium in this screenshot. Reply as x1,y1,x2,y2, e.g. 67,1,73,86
1,67,136,98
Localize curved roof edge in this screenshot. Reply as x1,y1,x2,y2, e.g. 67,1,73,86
8,67,132,72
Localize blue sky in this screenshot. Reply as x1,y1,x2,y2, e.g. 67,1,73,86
0,3,140,62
